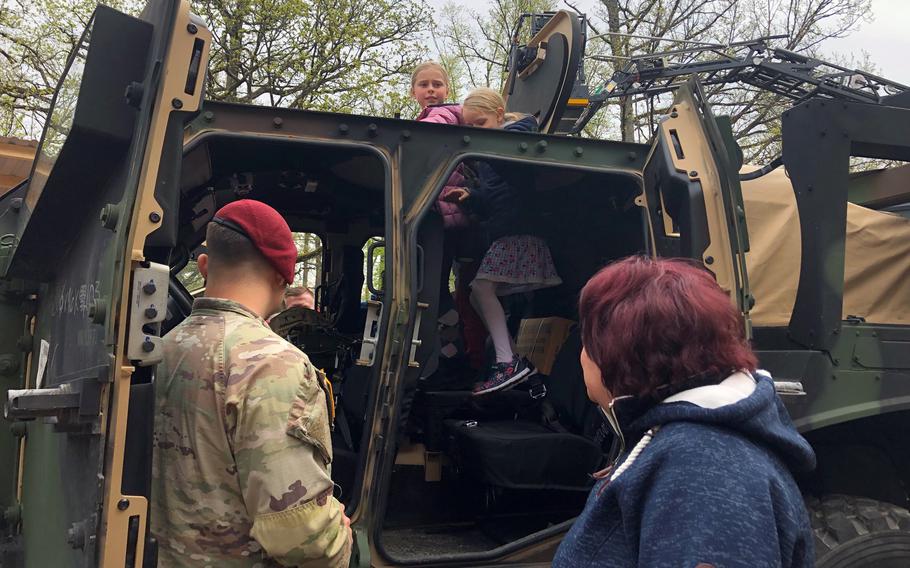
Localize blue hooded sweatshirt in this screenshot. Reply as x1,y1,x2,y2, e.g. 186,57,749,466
465,115,542,241
553,371,816,568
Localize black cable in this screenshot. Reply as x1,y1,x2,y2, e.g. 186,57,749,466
739,155,783,181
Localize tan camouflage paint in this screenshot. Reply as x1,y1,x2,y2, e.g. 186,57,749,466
151,298,350,567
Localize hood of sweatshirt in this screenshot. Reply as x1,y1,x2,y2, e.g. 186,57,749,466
416,103,463,125
607,371,816,475
503,115,538,133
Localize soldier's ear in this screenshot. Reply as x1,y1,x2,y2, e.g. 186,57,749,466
197,254,209,279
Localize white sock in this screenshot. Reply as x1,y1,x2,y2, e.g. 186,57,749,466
471,280,514,364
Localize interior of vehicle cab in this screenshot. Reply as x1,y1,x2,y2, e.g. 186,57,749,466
150,126,648,562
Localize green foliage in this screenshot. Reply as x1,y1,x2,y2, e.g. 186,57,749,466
0,0,142,137
576,0,872,158
176,260,205,293
194,0,429,114
293,232,322,288
0,0,428,137
0,0,880,166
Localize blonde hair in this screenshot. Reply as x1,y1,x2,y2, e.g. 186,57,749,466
411,61,450,88
463,87,505,114
464,87,524,123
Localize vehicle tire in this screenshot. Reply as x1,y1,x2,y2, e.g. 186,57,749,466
809,494,910,567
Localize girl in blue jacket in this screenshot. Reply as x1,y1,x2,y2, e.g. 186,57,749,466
443,87,562,395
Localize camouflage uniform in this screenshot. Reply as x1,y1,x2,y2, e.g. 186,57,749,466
151,298,350,567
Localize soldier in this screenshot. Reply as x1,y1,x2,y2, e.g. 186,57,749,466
285,286,316,310
151,199,351,567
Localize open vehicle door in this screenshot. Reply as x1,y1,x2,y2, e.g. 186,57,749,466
0,1,210,565
639,78,753,328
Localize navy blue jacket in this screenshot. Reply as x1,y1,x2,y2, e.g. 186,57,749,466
465,115,541,241
553,372,816,568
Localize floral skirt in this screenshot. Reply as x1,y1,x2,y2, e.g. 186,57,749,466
472,235,562,296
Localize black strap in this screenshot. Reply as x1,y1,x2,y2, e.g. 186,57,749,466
211,216,249,238
527,375,570,434
334,404,355,451
540,399,569,434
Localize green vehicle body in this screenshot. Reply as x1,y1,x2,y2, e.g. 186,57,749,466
1,1,909,567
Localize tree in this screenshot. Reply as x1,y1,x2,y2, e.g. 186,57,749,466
196,0,429,114
0,0,429,138
0,0,142,138
294,232,322,288
435,0,557,95
577,0,871,160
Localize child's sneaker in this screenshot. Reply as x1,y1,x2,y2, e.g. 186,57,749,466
472,356,537,395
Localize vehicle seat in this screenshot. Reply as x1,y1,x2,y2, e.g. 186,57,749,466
444,330,606,491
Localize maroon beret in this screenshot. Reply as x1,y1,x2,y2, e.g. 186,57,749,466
212,200,296,284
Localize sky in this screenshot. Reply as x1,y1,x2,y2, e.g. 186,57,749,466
426,0,910,85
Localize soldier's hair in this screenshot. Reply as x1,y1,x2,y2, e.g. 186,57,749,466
411,61,450,89
205,222,266,270
285,286,313,298
579,256,757,401
463,87,522,123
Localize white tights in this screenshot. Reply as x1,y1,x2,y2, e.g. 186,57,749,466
470,279,515,364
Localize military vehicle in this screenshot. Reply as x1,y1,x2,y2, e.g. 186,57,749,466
1,1,909,566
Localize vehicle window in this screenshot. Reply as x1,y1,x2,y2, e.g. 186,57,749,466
292,232,323,289
176,260,204,294
362,236,384,300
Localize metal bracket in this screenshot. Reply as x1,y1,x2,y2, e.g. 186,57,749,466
407,302,428,368
355,300,382,366
65,513,99,567
0,234,18,277
126,262,168,366
529,382,548,400
349,525,371,568
4,364,109,433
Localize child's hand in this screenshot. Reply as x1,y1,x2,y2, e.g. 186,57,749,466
443,187,470,203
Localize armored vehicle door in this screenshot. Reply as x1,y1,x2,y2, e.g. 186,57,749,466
639,79,753,324
0,1,209,566
503,10,588,134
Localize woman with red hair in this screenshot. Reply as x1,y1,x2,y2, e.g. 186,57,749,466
554,256,816,568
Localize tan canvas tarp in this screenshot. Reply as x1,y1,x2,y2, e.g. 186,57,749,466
742,167,910,327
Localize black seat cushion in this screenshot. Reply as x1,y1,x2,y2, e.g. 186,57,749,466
416,390,538,450
445,419,603,491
